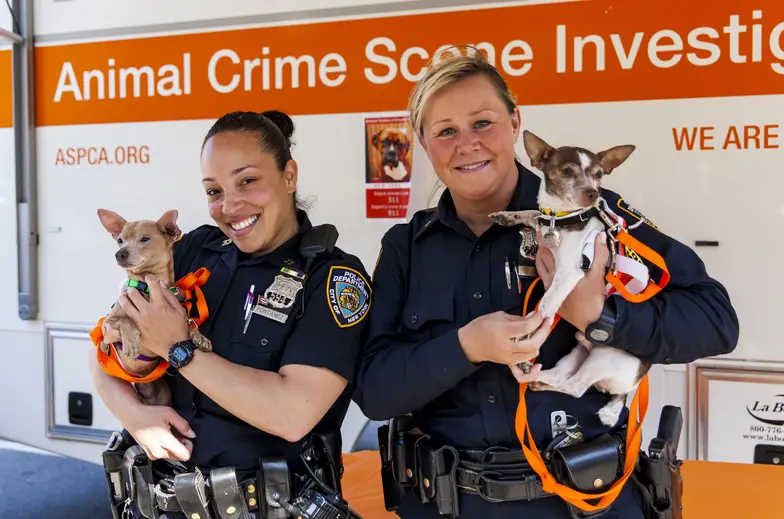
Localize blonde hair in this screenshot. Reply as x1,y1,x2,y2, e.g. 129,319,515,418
407,45,518,136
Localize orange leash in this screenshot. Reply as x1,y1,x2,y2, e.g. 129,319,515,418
515,225,666,512
90,268,212,383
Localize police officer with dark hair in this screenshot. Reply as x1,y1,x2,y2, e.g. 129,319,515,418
91,110,371,519
353,48,739,518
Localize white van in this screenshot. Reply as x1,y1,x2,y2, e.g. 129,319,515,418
1,0,782,467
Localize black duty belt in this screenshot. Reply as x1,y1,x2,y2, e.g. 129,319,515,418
454,449,549,502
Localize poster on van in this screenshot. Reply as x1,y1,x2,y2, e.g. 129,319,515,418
364,116,413,220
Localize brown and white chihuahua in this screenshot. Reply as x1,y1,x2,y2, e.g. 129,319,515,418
97,209,212,406
490,130,650,427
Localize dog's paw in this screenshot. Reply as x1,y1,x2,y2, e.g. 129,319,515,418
99,342,111,355
189,329,213,352
538,295,559,319
489,210,540,228
597,399,625,427
575,331,594,351
528,381,553,392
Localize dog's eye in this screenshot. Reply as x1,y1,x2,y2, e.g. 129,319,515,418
140,236,150,243
116,238,123,245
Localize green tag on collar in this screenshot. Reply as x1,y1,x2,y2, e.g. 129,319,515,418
124,279,179,294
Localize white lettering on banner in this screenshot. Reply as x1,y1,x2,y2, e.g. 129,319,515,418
364,37,533,84
556,12,784,74
207,47,346,94
207,47,347,93
53,54,192,102
47,11,784,104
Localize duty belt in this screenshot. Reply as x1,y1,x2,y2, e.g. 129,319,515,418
379,417,628,518
455,449,548,502
102,430,350,519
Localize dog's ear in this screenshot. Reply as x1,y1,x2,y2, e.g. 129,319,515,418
401,134,410,155
156,209,182,244
597,145,636,174
522,130,554,170
371,130,382,148
97,209,127,241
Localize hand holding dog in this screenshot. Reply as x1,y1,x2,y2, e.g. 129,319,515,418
118,275,190,358
458,311,552,366
536,232,609,331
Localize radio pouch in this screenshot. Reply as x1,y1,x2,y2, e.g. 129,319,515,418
378,423,406,511
550,433,623,519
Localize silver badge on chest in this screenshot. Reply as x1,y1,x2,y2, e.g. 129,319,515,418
264,275,304,309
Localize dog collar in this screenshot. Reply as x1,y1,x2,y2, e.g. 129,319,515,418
124,279,178,294
537,207,600,227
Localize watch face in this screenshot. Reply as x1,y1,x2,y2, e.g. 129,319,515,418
589,328,611,343
172,347,188,362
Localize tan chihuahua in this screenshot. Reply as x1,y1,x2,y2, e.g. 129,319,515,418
97,209,212,406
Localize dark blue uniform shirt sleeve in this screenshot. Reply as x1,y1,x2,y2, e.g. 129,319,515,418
279,257,372,385
353,225,481,421
602,191,739,364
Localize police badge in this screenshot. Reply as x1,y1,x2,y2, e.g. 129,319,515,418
253,273,304,323
265,275,304,309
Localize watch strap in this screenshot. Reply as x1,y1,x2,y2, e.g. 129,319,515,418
586,297,617,344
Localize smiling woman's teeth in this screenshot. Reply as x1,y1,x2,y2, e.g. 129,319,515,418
231,215,258,231
457,161,489,171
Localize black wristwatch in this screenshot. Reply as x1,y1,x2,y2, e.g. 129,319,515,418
585,297,617,345
168,339,197,370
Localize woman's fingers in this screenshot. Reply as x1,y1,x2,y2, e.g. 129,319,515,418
509,362,541,384
505,312,545,339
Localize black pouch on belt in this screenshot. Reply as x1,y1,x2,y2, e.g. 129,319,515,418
415,436,460,518
259,458,293,519
210,467,252,519
122,445,160,519
102,430,135,519
550,433,623,519
378,422,406,511
173,469,213,519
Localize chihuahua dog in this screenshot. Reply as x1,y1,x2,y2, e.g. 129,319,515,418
490,130,651,427
97,209,212,406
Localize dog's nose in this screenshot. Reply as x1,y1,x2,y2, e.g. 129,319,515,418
115,249,129,262
586,190,599,203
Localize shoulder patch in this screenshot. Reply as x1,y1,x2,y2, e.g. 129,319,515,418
327,266,371,328
616,198,659,231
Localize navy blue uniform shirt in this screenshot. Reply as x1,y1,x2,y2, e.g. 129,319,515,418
353,162,738,517
167,210,371,471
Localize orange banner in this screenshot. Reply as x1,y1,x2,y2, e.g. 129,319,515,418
0,50,11,128
26,0,784,127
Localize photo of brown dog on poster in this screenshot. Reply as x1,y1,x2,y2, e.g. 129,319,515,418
365,116,413,183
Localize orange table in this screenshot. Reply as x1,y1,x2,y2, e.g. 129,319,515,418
341,451,784,519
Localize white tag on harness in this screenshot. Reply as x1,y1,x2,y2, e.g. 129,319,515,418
581,229,650,296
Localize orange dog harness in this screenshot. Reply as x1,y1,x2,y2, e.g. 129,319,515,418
89,268,211,384
515,204,669,513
